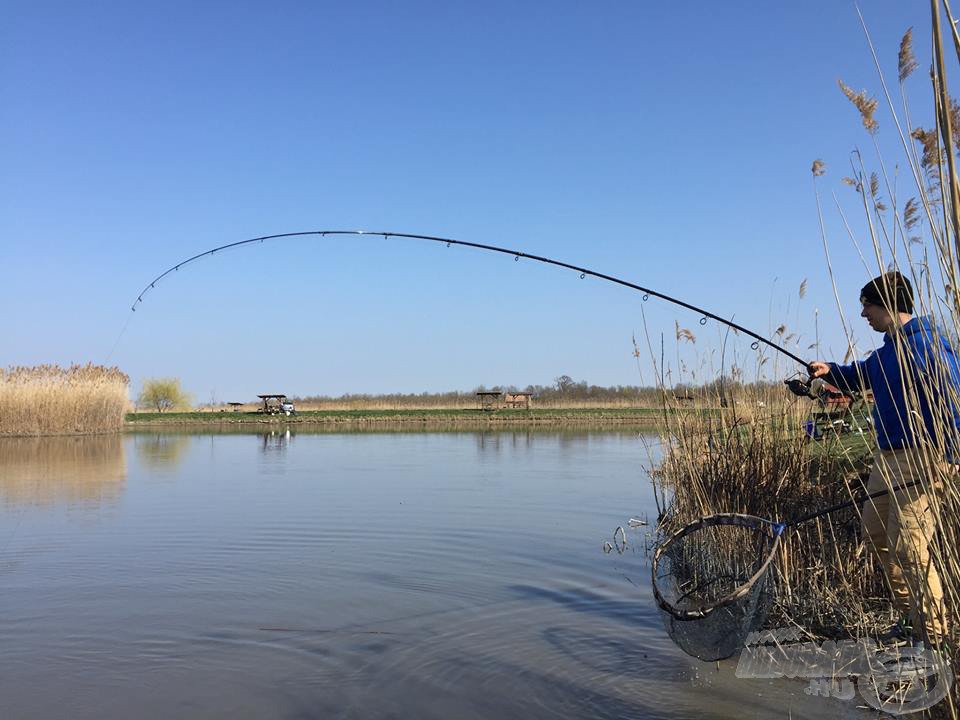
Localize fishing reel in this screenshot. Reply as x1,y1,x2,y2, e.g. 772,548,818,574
784,371,855,403
783,373,829,400
785,376,815,398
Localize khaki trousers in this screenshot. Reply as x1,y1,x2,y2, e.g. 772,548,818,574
862,447,948,639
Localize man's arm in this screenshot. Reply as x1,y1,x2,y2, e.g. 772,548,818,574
808,359,869,394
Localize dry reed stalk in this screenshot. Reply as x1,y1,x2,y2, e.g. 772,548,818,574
652,388,885,635
644,10,960,714
0,364,129,436
932,0,960,257
740,11,960,714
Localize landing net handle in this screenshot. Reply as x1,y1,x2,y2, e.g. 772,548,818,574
651,513,783,621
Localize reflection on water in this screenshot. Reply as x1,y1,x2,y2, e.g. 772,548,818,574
476,430,534,452
129,430,301,469
261,428,293,453
475,430,637,455
0,435,126,506
133,433,190,469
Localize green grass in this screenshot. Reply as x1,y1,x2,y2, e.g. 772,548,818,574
124,407,715,424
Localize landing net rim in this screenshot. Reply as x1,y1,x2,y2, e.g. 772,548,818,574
651,512,783,621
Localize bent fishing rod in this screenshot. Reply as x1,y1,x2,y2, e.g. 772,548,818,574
128,229,808,367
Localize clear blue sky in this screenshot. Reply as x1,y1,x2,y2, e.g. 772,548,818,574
1,1,938,401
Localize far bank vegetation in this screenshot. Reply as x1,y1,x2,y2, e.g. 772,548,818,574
209,376,776,412
0,364,129,436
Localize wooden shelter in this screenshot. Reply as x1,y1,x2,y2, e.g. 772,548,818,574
476,391,503,411
257,394,288,415
227,402,244,412
503,392,533,409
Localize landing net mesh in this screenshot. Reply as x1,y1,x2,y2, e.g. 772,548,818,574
651,513,782,661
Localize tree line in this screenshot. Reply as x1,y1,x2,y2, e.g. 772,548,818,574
293,375,777,405
134,375,782,412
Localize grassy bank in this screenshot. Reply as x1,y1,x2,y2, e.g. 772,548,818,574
125,406,711,428
1,365,129,437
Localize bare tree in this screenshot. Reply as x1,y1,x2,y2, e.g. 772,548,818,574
554,375,574,393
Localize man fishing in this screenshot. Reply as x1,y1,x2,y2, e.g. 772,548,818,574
809,271,960,642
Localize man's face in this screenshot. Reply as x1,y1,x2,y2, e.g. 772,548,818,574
860,298,894,333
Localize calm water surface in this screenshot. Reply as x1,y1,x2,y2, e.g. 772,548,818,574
0,431,871,719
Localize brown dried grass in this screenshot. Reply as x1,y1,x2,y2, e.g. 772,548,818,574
652,397,885,636
0,364,129,436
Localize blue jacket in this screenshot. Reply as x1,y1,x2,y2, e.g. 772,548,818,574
826,316,960,456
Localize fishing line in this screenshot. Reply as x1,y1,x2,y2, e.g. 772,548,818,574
120,230,809,367
104,311,134,364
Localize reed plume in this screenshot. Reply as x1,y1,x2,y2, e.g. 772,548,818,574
912,126,944,179
838,79,879,133
898,27,919,82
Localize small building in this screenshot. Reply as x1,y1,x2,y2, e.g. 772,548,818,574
503,392,533,409
476,391,503,411
227,402,244,412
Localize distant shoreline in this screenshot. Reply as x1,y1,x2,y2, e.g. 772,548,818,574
123,407,704,429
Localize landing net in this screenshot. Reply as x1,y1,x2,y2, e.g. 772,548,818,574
651,513,783,661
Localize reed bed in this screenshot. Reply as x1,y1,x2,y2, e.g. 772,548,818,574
652,397,888,636
0,364,129,436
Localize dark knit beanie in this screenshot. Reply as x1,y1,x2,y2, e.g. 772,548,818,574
860,271,914,315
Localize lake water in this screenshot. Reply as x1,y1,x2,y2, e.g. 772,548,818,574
0,430,871,719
